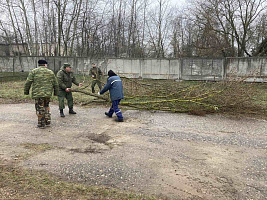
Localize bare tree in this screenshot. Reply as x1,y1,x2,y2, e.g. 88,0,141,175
5,0,21,54
18,0,33,55
192,0,267,57
146,0,172,58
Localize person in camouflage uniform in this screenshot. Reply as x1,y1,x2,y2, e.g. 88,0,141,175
24,60,59,128
89,63,102,93
57,63,83,117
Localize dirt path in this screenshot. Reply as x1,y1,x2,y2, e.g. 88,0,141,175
0,103,266,199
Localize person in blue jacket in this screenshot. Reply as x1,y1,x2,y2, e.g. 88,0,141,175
99,70,124,122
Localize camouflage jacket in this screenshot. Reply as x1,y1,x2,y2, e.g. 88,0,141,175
89,67,102,80
57,66,79,91
24,66,59,98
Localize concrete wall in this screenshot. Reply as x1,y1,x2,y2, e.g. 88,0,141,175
106,59,180,79
227,57,267,82
181,58,224,81
0,56,266,82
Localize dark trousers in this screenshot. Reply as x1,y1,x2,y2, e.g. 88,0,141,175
107,99,123,119
58,90,73,110
35,97,51,126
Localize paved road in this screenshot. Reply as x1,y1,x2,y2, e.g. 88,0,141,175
0,103,266,199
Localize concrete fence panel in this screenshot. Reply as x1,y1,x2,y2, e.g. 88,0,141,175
0,56,266,82
159,60,170,79
0,57,13,72
262,60,267,76
109,59,123,74
149,59,161,79
141,59,173,79
142,59,152,79
169,60,180,79
181,58,224,81
77,57,88,74
227,58,267,82
121,59,136,78
130,59,141,78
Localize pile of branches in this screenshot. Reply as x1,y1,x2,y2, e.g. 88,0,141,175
73,76,261,115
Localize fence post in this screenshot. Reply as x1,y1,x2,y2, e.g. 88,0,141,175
13,56,15,75
53,57,56,73
168,59,170,80
58,59,61,73
201,58,203,80
139,59,142,78
179,58,183,80
260,58,263,79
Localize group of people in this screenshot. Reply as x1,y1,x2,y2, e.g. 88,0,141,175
24,60,124,129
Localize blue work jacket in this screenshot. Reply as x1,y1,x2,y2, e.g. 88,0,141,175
100,75,124,101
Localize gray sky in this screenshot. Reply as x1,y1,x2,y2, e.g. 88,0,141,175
172,0,187,6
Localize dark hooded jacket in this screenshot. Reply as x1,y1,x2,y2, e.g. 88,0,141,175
100,70,124,101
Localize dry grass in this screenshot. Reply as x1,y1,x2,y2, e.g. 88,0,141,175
0,74,266,119
120,77,266,119
0,160,159,200
206,81,266,115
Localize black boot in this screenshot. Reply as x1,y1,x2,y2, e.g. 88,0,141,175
37,124,45,129
115,118,123,122
60,109,65,117
105,112,112,118
69,108,77,114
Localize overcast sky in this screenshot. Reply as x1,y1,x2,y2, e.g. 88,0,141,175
172,0,187,6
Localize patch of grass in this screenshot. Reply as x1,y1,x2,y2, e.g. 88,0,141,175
0,75,266,119
0,81,29,100
0,160,159,200
0,79,93,104
70,146,103,154
205,82,267,118
73,74,106,105
0,72,28,82
72,90,96,105
21,143,55,152
252,83,267,106
87,133,111,144
120,78,267,119
16,143,56,160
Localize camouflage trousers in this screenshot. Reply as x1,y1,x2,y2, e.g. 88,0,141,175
35,98,51,127
91,79,102,93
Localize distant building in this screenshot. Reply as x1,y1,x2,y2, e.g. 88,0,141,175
0,43,28,56
32,43,68,56
0,43,69,56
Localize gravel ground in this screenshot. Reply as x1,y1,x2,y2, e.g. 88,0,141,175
0,103,266,200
